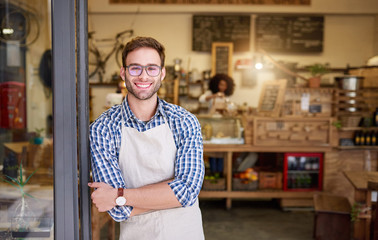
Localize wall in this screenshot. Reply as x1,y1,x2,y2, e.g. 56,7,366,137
88,0,378,115
25,0,52,137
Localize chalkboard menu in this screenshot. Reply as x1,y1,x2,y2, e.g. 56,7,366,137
211,42,233,76
255,15,324,53
192,15,250,52
257,79,287,117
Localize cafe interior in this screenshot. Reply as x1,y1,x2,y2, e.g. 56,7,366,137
0,0,378,239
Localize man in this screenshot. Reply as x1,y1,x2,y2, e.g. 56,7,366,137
88,36,205,240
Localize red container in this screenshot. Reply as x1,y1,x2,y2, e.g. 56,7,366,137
283,152,323,191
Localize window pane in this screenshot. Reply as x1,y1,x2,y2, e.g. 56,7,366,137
0,0,54,239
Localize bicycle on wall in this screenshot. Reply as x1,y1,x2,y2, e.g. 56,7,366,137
88,29,134,83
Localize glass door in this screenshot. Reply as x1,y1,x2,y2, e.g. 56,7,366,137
0,0,54,238
1,0,89,239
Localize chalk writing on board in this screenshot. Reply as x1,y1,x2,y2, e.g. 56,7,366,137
255,15,324,53
257,79,287,117
192,15,250,52
260,85,280,111
215,47,229,74
212,42,233,76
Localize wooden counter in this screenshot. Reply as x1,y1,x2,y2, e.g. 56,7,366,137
343,171,378,240
344,171,378,190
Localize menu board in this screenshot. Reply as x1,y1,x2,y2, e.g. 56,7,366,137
257,79,287,117
255,15,324,53
211,42,233,76
192,15,250,52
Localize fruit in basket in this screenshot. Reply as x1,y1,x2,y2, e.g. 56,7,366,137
235,168,258,181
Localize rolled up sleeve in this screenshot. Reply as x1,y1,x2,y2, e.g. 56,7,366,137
90,118,132,221
168,114,205,207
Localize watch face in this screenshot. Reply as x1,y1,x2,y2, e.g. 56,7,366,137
116,197,126,206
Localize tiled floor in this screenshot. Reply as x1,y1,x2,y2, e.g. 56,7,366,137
101,199,315,240
200,200,314,240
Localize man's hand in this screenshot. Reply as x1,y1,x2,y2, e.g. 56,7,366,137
88,182,117,212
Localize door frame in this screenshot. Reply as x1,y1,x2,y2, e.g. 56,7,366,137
52,0,91,239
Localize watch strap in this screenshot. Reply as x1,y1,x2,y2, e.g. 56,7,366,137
117,188,124,197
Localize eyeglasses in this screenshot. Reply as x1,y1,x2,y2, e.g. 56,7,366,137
126,64,162,77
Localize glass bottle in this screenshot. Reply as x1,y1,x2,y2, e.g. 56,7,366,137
370,130,376,146
360,131,366,146
373,108,378,126
354,130,361,146
365,131,371,146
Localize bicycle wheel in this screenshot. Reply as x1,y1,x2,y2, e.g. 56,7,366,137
88,43,101,80
115,43,124,68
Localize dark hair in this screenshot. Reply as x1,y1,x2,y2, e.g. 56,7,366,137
122,36,165,68
208,73,235,96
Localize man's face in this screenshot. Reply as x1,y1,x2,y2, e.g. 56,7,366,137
122,47,165,101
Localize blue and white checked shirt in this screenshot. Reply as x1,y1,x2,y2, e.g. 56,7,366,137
89,97,204,222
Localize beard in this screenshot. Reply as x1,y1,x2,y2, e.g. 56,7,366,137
124,74,161,101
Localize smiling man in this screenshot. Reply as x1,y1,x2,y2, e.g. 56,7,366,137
88,37,205,240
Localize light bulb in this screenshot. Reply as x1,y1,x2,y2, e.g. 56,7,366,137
2,28,14,35
255,62,263,70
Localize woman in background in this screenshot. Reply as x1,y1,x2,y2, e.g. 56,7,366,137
199,73,235,175
199,73,235,114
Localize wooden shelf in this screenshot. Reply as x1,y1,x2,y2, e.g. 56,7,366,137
201,143,327,209
200,190,317,199
337,146,378,150
204,144,333,153
340,127,378,131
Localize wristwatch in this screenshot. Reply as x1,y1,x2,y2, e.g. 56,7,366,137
115,188,127,206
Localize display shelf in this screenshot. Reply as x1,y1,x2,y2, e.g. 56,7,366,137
337,146,378,150
204,144,333,153
200,190,316,198
201,144,325,209
333,88,378,117
340,127,378,131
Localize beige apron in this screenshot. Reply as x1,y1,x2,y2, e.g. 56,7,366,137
118,118,204,240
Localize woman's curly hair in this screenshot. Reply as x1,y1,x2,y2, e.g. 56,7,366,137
208,73,235,96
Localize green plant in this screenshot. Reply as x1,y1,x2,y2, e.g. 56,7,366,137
34,128,45,138
1,162,37,198
351,202,370,222
307,63,329,77
332,120,342,129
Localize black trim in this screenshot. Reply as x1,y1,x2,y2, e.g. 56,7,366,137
52,0,80,239
77,0,92,239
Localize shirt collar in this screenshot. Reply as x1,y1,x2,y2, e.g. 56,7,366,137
121,96,167,124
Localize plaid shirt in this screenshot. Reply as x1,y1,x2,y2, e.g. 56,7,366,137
89,97,204,222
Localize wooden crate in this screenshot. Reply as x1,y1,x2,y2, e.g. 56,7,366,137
349,67,378,88
333,89,378,117
259,172,283,189
232,178,258,191
253,117,332,147
202,178,226,191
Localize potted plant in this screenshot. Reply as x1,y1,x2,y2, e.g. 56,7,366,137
33,128,45,145
1,163,37,230
307,63,329,88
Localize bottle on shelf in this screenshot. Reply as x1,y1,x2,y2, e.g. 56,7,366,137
354,130,362,146
370,130,376,146
373,108,378,127
360,131,366,146
365,131,371,146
